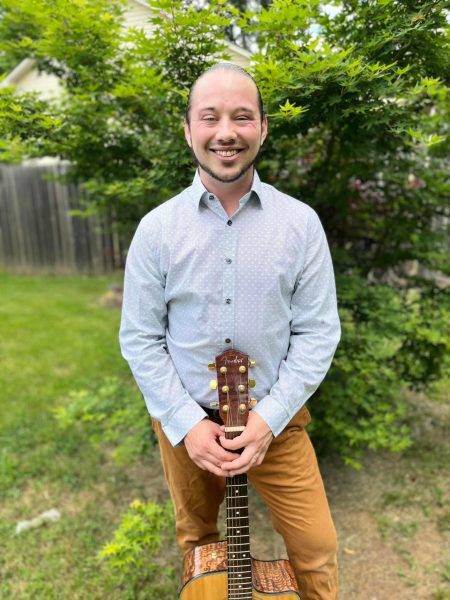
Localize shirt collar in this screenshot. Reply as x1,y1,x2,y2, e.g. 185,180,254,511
189,168,264,210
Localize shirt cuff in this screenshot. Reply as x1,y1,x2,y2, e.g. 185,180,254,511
161,397,208,447
251,395,294,438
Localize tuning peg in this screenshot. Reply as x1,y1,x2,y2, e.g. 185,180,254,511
222,404,229,412
239,365,246,373
220,366,227,374
208,362,216,371
210,380,218,390
238,384,245,392
209,401,219,409
222,385,229,393
248,379,256,388
239,403,247,413
249,398,258,408
249,359,256,367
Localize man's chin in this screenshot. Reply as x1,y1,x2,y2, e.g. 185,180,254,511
197,160,254,184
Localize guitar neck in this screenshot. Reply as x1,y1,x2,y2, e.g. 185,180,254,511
226,473,252,599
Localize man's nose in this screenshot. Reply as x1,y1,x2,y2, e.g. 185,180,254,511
215,117,237,142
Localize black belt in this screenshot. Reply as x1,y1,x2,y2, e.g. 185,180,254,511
203,406,222,425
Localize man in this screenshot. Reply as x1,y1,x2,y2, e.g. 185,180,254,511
119,62,341,599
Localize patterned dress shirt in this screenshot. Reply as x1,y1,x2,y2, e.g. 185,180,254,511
119,168,341,447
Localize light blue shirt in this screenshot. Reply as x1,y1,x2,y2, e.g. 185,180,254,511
119,169,341,447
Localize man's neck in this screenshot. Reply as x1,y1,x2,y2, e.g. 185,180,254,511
199,167,254,217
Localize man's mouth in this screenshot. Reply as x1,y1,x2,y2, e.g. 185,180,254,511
210,148,244,157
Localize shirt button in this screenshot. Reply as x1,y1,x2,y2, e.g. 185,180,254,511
225,258,232,264
225,338,231,344
227,219,232,226
209,194,214,200
225,298,231,304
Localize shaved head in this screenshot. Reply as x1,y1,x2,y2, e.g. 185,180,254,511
185,62,264,124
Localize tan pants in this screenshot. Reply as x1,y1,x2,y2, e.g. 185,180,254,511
152,406,338,599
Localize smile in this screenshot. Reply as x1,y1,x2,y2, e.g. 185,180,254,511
210,149,243,157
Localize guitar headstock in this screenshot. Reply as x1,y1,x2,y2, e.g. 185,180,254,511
208,349,257,439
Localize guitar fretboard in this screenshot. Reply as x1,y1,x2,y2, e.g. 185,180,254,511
226,473,252,600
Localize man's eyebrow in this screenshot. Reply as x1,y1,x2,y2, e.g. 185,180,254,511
233,107,255,114
198,106,256,114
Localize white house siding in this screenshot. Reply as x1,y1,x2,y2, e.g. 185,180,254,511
124,0,155,35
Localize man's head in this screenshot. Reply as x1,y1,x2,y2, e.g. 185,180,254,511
184,63,268,185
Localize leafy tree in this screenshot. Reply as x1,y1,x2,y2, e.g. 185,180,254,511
0,0,448,465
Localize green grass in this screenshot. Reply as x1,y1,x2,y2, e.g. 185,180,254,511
0,271,178,599
0,272,129,493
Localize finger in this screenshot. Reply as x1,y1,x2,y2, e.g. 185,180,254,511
201,459,228,478
207,447,238,463
221,447,255,472
219,433,247,450
209,444,239,462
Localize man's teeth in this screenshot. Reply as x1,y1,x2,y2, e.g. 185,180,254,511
214,149,241,156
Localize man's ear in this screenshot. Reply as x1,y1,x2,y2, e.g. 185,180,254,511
261,114,268,146
183,120,192,148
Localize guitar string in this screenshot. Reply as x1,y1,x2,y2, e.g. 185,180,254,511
236,367,250,585
223,367,238,588
219,358,252,598
226,360,251,592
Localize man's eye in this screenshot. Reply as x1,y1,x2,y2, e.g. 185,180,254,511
236,116,249,120
203,116,216,121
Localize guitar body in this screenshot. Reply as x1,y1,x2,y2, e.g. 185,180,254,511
179,541,301,599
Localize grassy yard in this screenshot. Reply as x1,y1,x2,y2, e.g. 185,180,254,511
0,272,449,599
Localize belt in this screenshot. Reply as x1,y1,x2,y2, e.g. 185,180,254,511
203,406,223,425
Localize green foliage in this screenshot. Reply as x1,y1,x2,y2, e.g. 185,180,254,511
53,376,154,466
98,498,177,598
0,0,448,464
311,273,449,466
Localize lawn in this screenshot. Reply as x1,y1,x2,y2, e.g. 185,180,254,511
0,272,449,599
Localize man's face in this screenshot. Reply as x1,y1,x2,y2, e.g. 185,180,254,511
184,70,268,184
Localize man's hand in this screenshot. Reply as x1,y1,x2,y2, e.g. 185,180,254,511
184,418,239,477
218,412,274,477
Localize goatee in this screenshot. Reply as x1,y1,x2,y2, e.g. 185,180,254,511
188,146,263,184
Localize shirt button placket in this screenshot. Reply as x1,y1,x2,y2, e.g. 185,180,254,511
222,218,236,347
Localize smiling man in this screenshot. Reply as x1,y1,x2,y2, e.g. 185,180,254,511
120,63,341,599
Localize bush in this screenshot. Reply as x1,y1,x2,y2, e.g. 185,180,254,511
98,499,177,599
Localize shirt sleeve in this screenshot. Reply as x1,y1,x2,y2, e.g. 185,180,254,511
119,217,207,447
252,208,341,436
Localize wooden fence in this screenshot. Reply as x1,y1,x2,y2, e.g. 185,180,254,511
0,161,124,274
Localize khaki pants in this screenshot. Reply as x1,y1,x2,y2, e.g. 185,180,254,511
152,406,338,600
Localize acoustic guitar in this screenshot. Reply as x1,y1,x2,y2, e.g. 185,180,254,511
179,349,301,599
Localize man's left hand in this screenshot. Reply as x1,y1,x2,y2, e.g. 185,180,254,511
219,412,274,476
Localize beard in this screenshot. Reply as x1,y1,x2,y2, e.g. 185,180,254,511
189,145,263,184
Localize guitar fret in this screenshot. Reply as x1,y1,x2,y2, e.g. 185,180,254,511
226,516,248,520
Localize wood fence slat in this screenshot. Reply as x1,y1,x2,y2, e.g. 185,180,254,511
0,162,125,274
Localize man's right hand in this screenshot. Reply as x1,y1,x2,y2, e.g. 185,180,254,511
184,418,238,477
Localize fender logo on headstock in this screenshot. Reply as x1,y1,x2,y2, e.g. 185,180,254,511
208,349,257,439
